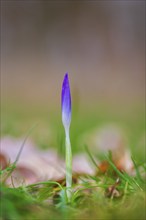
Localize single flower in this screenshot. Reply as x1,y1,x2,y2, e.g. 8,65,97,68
61,72,72,202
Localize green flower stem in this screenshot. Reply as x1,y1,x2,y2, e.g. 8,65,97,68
65,129,72,202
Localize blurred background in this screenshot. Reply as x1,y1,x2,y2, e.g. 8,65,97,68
1,1,145,157
1,0,145,105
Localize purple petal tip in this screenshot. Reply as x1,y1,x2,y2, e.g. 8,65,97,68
61,73,71,128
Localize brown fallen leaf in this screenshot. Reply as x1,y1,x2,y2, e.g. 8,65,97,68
98,160,109,173
78,124,134,174
105,178,122,198
0,153,8,170
6,166,39,187
1,136,65,185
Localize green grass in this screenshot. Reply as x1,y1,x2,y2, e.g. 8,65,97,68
1,154,145,220
1,101,145,219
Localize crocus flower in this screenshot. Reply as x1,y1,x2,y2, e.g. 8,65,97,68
61,73,71,132
61,73,72,202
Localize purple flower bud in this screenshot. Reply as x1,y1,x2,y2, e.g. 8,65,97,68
61,73,71,130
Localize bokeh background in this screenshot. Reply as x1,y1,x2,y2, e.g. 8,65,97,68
1,0,145,105
1,0,145,157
